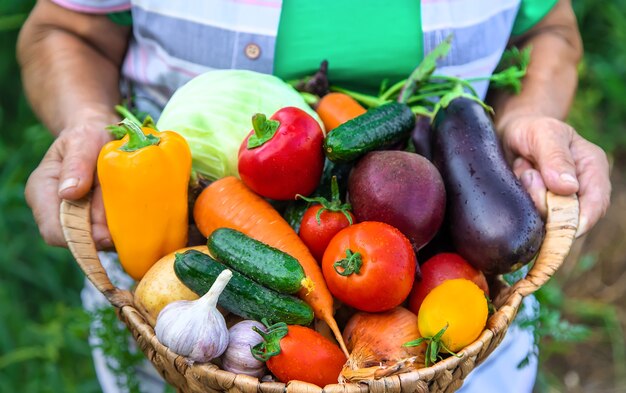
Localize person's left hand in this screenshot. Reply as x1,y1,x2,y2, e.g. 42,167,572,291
499,114,611,237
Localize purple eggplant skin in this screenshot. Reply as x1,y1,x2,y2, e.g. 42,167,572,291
431,97,545,275
411,115,433,160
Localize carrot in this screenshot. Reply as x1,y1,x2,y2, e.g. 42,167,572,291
193,176,349,356
316,92,367,132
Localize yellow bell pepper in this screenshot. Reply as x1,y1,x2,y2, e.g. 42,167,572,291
97,119,192,281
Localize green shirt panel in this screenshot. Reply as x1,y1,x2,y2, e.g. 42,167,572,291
107,10,133,26
512,0,558,35
274,0,423,93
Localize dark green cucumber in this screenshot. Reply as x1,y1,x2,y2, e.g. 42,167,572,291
208,228,306,294
174,250,314,325
323,102,416,162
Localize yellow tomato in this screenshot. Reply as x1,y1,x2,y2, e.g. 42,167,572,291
418,278,489,352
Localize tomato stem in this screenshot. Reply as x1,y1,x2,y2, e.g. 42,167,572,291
333,249,362,276
250,318,289,362
403,324,462,367
296,176,353,225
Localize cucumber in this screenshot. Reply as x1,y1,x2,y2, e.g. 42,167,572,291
174,250,314,325
208,228,306,294
323,102,415,162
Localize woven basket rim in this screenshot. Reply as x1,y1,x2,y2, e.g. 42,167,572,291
60,191,579,393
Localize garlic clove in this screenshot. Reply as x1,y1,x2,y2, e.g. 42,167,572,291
222,320,267,377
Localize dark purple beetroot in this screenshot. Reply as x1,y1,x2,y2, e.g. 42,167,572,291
431,97,545,275
347,150,446,250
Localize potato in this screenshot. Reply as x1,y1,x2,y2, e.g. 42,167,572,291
134,246,206,326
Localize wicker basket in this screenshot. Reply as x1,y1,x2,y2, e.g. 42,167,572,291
60,191,578,393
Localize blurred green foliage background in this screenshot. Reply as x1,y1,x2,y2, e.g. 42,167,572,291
1,1,624,392
0,2,100,392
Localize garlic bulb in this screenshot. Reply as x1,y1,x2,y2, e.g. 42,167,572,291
155,269,232,362
221,320,267,378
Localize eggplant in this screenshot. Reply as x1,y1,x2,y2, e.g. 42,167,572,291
411,115,433,160
431,97,545,275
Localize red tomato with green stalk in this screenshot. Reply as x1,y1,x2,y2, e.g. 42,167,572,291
322,221,417,312
252,319,345,386
238,107,325,200
298,176,355,263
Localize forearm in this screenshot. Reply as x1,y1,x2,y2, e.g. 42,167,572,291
493,0,583,128
18,30,121,134
17,0,130,135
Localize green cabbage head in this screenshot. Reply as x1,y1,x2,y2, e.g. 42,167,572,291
157,69,322,180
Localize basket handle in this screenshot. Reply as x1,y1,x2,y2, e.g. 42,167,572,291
511,191,579,297
60,196,134,308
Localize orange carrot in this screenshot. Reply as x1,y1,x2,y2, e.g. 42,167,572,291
316,92,367,132
193,176,349,356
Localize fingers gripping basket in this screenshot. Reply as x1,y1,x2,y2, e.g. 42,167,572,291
60,192,579,393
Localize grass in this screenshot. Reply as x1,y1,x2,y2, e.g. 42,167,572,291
1,0,625,392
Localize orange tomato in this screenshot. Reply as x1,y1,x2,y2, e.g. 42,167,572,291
417,278,488,353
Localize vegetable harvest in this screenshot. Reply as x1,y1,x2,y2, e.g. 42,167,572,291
97,119,191,280
95,36,546,387
193,176,349,356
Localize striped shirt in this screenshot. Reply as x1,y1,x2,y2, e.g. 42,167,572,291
52,0,556,118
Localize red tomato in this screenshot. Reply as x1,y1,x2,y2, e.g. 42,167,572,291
266,325,346,387
238,107,325,200
408,253,489,315
322,221,417,312
299,205,355,263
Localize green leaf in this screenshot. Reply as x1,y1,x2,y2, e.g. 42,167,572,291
403,337,427,347
91,306,145,393
397,34,453,103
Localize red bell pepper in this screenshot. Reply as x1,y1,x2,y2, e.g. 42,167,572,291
238,107,325,200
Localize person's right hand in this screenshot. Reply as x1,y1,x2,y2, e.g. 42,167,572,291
25,114,115,249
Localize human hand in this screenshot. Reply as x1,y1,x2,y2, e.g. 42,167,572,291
25,113,115,249
499,115,611,237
